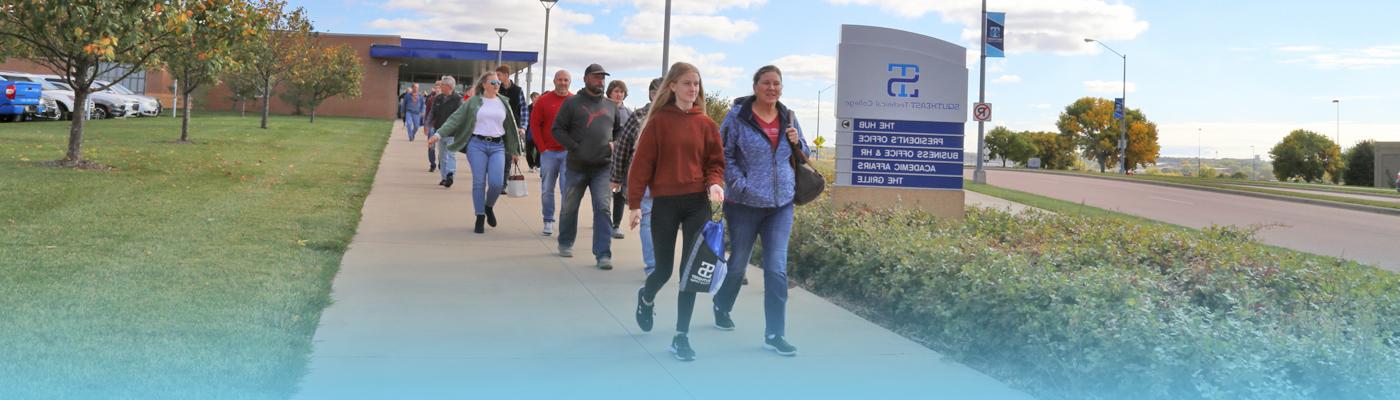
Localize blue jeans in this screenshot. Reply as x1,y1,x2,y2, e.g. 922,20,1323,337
539,151,567,223
435,135,455,180
404,113,421,141
714,202,795,338
427,126,438,169
559,166,612,261
641,188,655,275
466,138,505,215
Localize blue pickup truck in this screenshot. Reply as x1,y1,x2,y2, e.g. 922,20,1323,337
2,78,44,122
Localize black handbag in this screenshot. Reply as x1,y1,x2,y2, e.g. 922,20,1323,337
788,111,825,205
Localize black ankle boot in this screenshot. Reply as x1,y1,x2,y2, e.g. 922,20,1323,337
444,172,454,188
474,215,485,234
485,206,497,227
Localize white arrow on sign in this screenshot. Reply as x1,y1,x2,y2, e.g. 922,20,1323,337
973,103,992,122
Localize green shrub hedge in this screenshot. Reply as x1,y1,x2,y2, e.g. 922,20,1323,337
789,202,1400,400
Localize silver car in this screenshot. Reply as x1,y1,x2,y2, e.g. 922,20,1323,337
40,75,139,119
95,80,161,117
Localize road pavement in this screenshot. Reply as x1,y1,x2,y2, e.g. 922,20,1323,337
967,169,1400,271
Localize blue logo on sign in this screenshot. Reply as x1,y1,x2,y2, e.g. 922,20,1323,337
887,64,920,98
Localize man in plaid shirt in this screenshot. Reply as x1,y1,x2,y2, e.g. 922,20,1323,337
609,78,662,276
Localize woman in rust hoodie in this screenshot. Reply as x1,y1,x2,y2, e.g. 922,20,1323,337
626,62,725,362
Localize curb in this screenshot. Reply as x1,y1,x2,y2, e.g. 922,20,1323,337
972,167,1400,217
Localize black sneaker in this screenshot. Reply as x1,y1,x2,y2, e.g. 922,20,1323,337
714,310,735,331
429,165,436,173
764,336,798,357
670,334,696,361
444,172,455,188
635,288,653,332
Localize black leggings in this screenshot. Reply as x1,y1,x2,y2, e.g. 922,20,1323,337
611,190,627,229
641,192,710,333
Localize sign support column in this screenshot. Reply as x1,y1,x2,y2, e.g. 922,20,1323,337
974,0,988,184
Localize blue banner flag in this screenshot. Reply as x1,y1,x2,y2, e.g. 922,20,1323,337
985,12,1005,58
1114,98,1125,120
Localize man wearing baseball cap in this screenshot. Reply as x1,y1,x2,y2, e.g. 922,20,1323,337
552,64,624,270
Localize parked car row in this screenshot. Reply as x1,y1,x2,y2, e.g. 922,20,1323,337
0,71,162,122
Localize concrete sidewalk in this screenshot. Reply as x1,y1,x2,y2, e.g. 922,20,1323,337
292,121,1033,400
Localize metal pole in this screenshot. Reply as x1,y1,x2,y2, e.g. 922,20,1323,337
1334,99,1340,145
662,0,671,76
541,3,553,91
497,36,504,66
973,0,988,184
1197,128,1202,178
1120,54,1128,174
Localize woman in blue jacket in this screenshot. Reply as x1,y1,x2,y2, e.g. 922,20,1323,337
713,65,807,357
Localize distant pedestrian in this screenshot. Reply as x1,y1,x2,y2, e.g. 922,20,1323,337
429,72,522,234
712,65,807,357
627,62,725,362
525,92,542,172
424,81,440,173
401,83,425,141
611,78,663,276
553,64,623,270
429,77,462,188
606,79,632,240
530,70,573,237
496,65,526,195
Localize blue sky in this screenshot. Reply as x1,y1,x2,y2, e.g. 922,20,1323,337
294,0,1400,159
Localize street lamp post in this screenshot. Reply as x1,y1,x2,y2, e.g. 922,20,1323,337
1197,128,1202,178
494,28,509,67
1085,38,1128,174
540,0,558,90
1251,145,1257,180
973,0,989,184
1332,99,1340,145
662,0,672,76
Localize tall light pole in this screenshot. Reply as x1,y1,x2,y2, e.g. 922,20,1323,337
1085,38,1128,174
540,0,558,90
1197,128,1202,178
973,0,988,184
1332,99,1340,145
494,28,509,67
662,0,672,76
1251,145,1257,180
817,82,835,145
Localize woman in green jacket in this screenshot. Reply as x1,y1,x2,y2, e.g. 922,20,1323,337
428,72,523,233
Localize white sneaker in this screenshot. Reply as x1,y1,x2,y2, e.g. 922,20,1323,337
543,222,554,236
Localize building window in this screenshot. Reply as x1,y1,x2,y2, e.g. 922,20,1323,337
95,62,147,94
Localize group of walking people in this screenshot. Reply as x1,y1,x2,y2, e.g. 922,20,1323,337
403,61,810,362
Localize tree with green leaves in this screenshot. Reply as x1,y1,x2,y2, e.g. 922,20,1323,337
162,0,269,142
1342,140,1375,186
703,90,729,126
985,126,1039,167
1056,97,1160,173
1024,131,1077,170
283,44,362,123
244,0,313,129
222,62,264,117
0,0,188,166
1270,129,1343,183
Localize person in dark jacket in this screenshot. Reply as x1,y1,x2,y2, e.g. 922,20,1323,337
424,81,440,173
496,65,526,195
611,77,662,276
430,77,463,187
712,65,807,357
606,79,632,239
552,63,623,270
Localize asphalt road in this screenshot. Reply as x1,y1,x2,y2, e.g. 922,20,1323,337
967,169,1400,271
1222,184,1400,204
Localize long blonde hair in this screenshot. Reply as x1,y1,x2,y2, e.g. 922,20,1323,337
638,62,704,136
472,72,497,96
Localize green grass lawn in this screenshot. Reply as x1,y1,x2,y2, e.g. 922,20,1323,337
0,113,390,400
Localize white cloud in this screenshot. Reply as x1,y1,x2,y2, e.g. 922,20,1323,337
629,0,767,14
994,74,1022,84
1289,45,1400,70
369,0,746,91
769,54,836,82
1277,45,1324,52
1083,80,1136,94
623,13,759,42
828,0,1149,55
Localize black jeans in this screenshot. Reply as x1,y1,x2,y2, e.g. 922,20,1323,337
525,140,540,169
641,192,710,333
611,189,627,229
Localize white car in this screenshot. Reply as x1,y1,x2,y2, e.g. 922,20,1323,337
95,80,162,117
0,71,94,121
40,75,140,119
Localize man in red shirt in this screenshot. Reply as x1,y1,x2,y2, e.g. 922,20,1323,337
531,70,573,236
